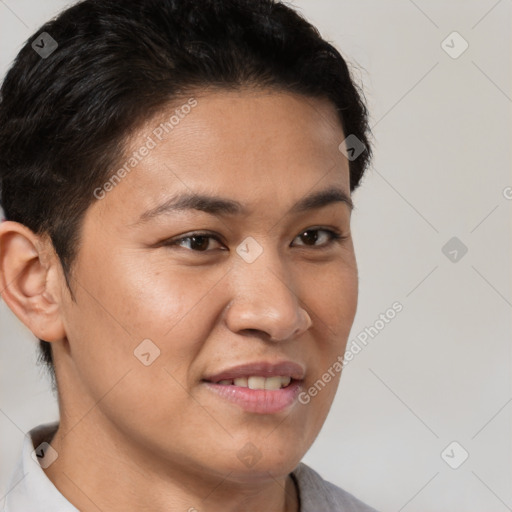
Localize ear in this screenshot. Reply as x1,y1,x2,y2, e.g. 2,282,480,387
0,220,66,342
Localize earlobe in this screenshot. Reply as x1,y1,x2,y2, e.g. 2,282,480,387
0,221,66,342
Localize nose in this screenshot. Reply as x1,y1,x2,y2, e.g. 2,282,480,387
224,256,313,342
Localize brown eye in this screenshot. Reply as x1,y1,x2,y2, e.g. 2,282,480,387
186,235,211,251
298,230,320,246
162,228,346,253
293,228,345,248
163,232,224,252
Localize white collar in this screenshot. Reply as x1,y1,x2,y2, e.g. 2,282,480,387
3,421,78,511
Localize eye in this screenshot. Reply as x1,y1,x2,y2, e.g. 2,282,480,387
292,228,347,248
164,232,224,252
161,228,348,253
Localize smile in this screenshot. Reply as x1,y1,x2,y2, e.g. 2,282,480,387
202,378,302,414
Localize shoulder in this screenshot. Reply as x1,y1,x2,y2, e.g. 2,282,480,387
291,462,379,512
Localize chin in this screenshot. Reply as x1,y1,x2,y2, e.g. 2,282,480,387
223,447,304,483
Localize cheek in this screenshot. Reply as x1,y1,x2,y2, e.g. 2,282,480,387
323,270,358,322
300,258,358,344
65,251,228,384
60,255,231,447
298,261,358,412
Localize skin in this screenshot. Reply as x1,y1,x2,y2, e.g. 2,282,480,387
0,88,358,512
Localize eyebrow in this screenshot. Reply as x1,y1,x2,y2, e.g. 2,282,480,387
134,186,353,225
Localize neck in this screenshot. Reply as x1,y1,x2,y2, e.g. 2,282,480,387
42,418,299,512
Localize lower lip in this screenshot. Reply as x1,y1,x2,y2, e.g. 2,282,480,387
202,380,302,414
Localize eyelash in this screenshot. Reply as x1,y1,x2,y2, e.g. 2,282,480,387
162,228,349,252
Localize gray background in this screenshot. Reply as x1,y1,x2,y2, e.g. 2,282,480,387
1,1,511,511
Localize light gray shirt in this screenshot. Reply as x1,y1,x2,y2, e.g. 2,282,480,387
3,422,378,512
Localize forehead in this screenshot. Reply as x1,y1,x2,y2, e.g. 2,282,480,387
94,89,350,219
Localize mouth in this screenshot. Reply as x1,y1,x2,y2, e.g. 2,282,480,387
203,360,305,383
202,361,305,414
207,375,294,390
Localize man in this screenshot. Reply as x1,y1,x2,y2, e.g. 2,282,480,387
0,1,377,510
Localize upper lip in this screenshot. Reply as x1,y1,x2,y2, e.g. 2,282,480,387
203,361,306,383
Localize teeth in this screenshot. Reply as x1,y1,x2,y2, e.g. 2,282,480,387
248,376,266,390
264,376,284,390
280,376,292,388
216,376,292,389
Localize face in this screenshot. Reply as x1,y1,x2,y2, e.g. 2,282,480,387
54,89,358,483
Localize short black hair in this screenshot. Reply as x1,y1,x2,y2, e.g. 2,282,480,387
0,0,373,392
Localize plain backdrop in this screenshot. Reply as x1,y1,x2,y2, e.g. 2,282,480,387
1,1,511,511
